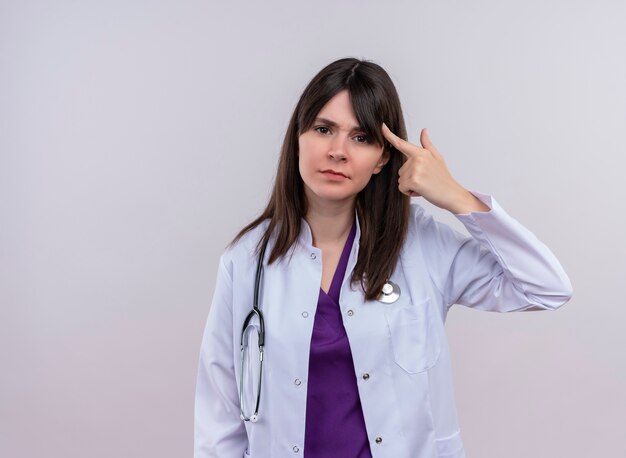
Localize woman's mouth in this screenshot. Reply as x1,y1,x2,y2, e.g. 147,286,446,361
321,169,348,180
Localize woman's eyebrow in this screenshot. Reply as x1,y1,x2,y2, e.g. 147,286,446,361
314,117,363,131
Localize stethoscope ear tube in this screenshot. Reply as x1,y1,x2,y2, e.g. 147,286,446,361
239,332,264,423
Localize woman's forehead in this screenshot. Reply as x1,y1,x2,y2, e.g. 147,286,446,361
316,91,363,130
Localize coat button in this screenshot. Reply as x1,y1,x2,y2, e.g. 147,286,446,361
362,373,370,380
310,253,316,260
293,445,300,452
347,309,354,316
294,378,302,386
375,437,383,444
301,311,309,318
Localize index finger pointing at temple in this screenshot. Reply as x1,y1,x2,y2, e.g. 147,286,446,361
381,123,418,158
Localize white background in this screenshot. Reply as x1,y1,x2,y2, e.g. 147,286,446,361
1,0,625,456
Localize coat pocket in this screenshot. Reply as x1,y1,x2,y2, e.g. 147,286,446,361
385,297,441,373
435,430,465,457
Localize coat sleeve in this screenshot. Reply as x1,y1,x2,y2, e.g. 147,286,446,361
416,191,573,312
194,253,248,458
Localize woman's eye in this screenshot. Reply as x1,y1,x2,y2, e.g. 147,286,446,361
314,126,330,134
354,135,370,144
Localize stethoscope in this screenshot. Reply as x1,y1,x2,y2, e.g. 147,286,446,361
239,236,401,422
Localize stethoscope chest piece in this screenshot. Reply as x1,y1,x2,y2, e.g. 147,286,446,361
378,280,401,304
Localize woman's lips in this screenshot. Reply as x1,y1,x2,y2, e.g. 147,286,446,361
321,170,348,180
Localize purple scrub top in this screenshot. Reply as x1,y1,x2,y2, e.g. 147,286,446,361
304,218,373,457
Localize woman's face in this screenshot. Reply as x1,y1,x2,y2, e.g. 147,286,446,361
298,90,389,208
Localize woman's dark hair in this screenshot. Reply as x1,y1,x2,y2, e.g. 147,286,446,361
230,57,410,301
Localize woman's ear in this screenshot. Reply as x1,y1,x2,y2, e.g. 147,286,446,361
372,147,390,174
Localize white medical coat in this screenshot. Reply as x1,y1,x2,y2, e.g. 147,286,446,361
194,191,573,458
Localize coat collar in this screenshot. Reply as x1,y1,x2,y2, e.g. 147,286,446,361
297,207,361,261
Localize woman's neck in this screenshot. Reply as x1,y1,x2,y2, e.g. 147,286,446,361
304,198,355,247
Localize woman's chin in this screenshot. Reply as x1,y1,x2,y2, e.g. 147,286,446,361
305,190,358,205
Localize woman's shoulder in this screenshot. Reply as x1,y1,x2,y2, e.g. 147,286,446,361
221,219,271,265
406,201,431,233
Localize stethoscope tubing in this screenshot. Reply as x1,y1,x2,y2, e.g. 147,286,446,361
239,237,269,422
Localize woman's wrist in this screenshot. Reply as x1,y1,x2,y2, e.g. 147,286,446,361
447,189,490,215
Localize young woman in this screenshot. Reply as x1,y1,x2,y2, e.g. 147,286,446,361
194,57,572,458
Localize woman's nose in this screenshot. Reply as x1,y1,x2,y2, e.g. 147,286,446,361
328,136,348,161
